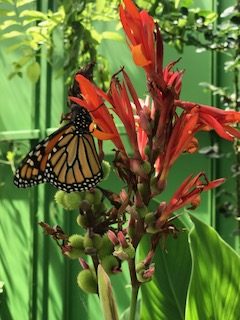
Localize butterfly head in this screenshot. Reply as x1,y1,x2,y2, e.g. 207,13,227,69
71,104,92,134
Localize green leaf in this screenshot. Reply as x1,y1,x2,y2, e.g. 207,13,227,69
98,265,119,320
19,10,47,19
120,300,140,320
220,6,235,18
96,0,106,12
185,215,240,320
26,61,41,83
175,0,193,8
1,31,24,39
198,10,218,24
101,31,123,41
140,214,192,320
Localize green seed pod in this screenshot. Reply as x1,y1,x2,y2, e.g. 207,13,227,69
92,234,103,251
83,234,94,249
68,234,84,250
66,247,84,259
54,190,66,207
92,188,102,205
98,234,114,258
101,255,119,274
102,160,111,181
83,192,95,205
76,214,89,228
77,269,98,294
63,192,83,210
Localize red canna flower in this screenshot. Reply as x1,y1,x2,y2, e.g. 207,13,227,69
119,0,156,74
69,74,126,153
156,173,225,225
175,100,240,141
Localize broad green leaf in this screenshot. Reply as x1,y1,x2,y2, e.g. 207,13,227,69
98,265,119,320
140,215,192,320
26,61,41,83
185,215,240,320
120,300,140,320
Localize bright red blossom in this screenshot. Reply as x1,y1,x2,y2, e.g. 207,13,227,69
156,173,225,225
69,75,126,153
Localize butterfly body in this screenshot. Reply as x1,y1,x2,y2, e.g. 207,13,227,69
14,105,103,192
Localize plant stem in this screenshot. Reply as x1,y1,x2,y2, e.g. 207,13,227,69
129,285,139,320
128,258,140,320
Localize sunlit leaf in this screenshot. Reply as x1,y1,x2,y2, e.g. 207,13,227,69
16,0,34,7
96,0,106,12
1,31,24,39
0,20,19,31
19,10,47,19
140,214,192,320
220,6,235,18
185,215,240,320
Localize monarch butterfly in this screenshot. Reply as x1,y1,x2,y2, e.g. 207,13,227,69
14,104,103,192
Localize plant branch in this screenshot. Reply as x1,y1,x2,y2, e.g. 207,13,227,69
128,258,140,320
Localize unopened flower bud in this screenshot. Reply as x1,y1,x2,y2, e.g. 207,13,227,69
119,189,128,202
107,230,119,245
117,231,128,248
101,255,120,274
130,159,148,178
77,269,98,294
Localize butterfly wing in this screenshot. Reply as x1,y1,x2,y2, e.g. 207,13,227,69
14,124,103,192
45,132,103,192
14,123,72,188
